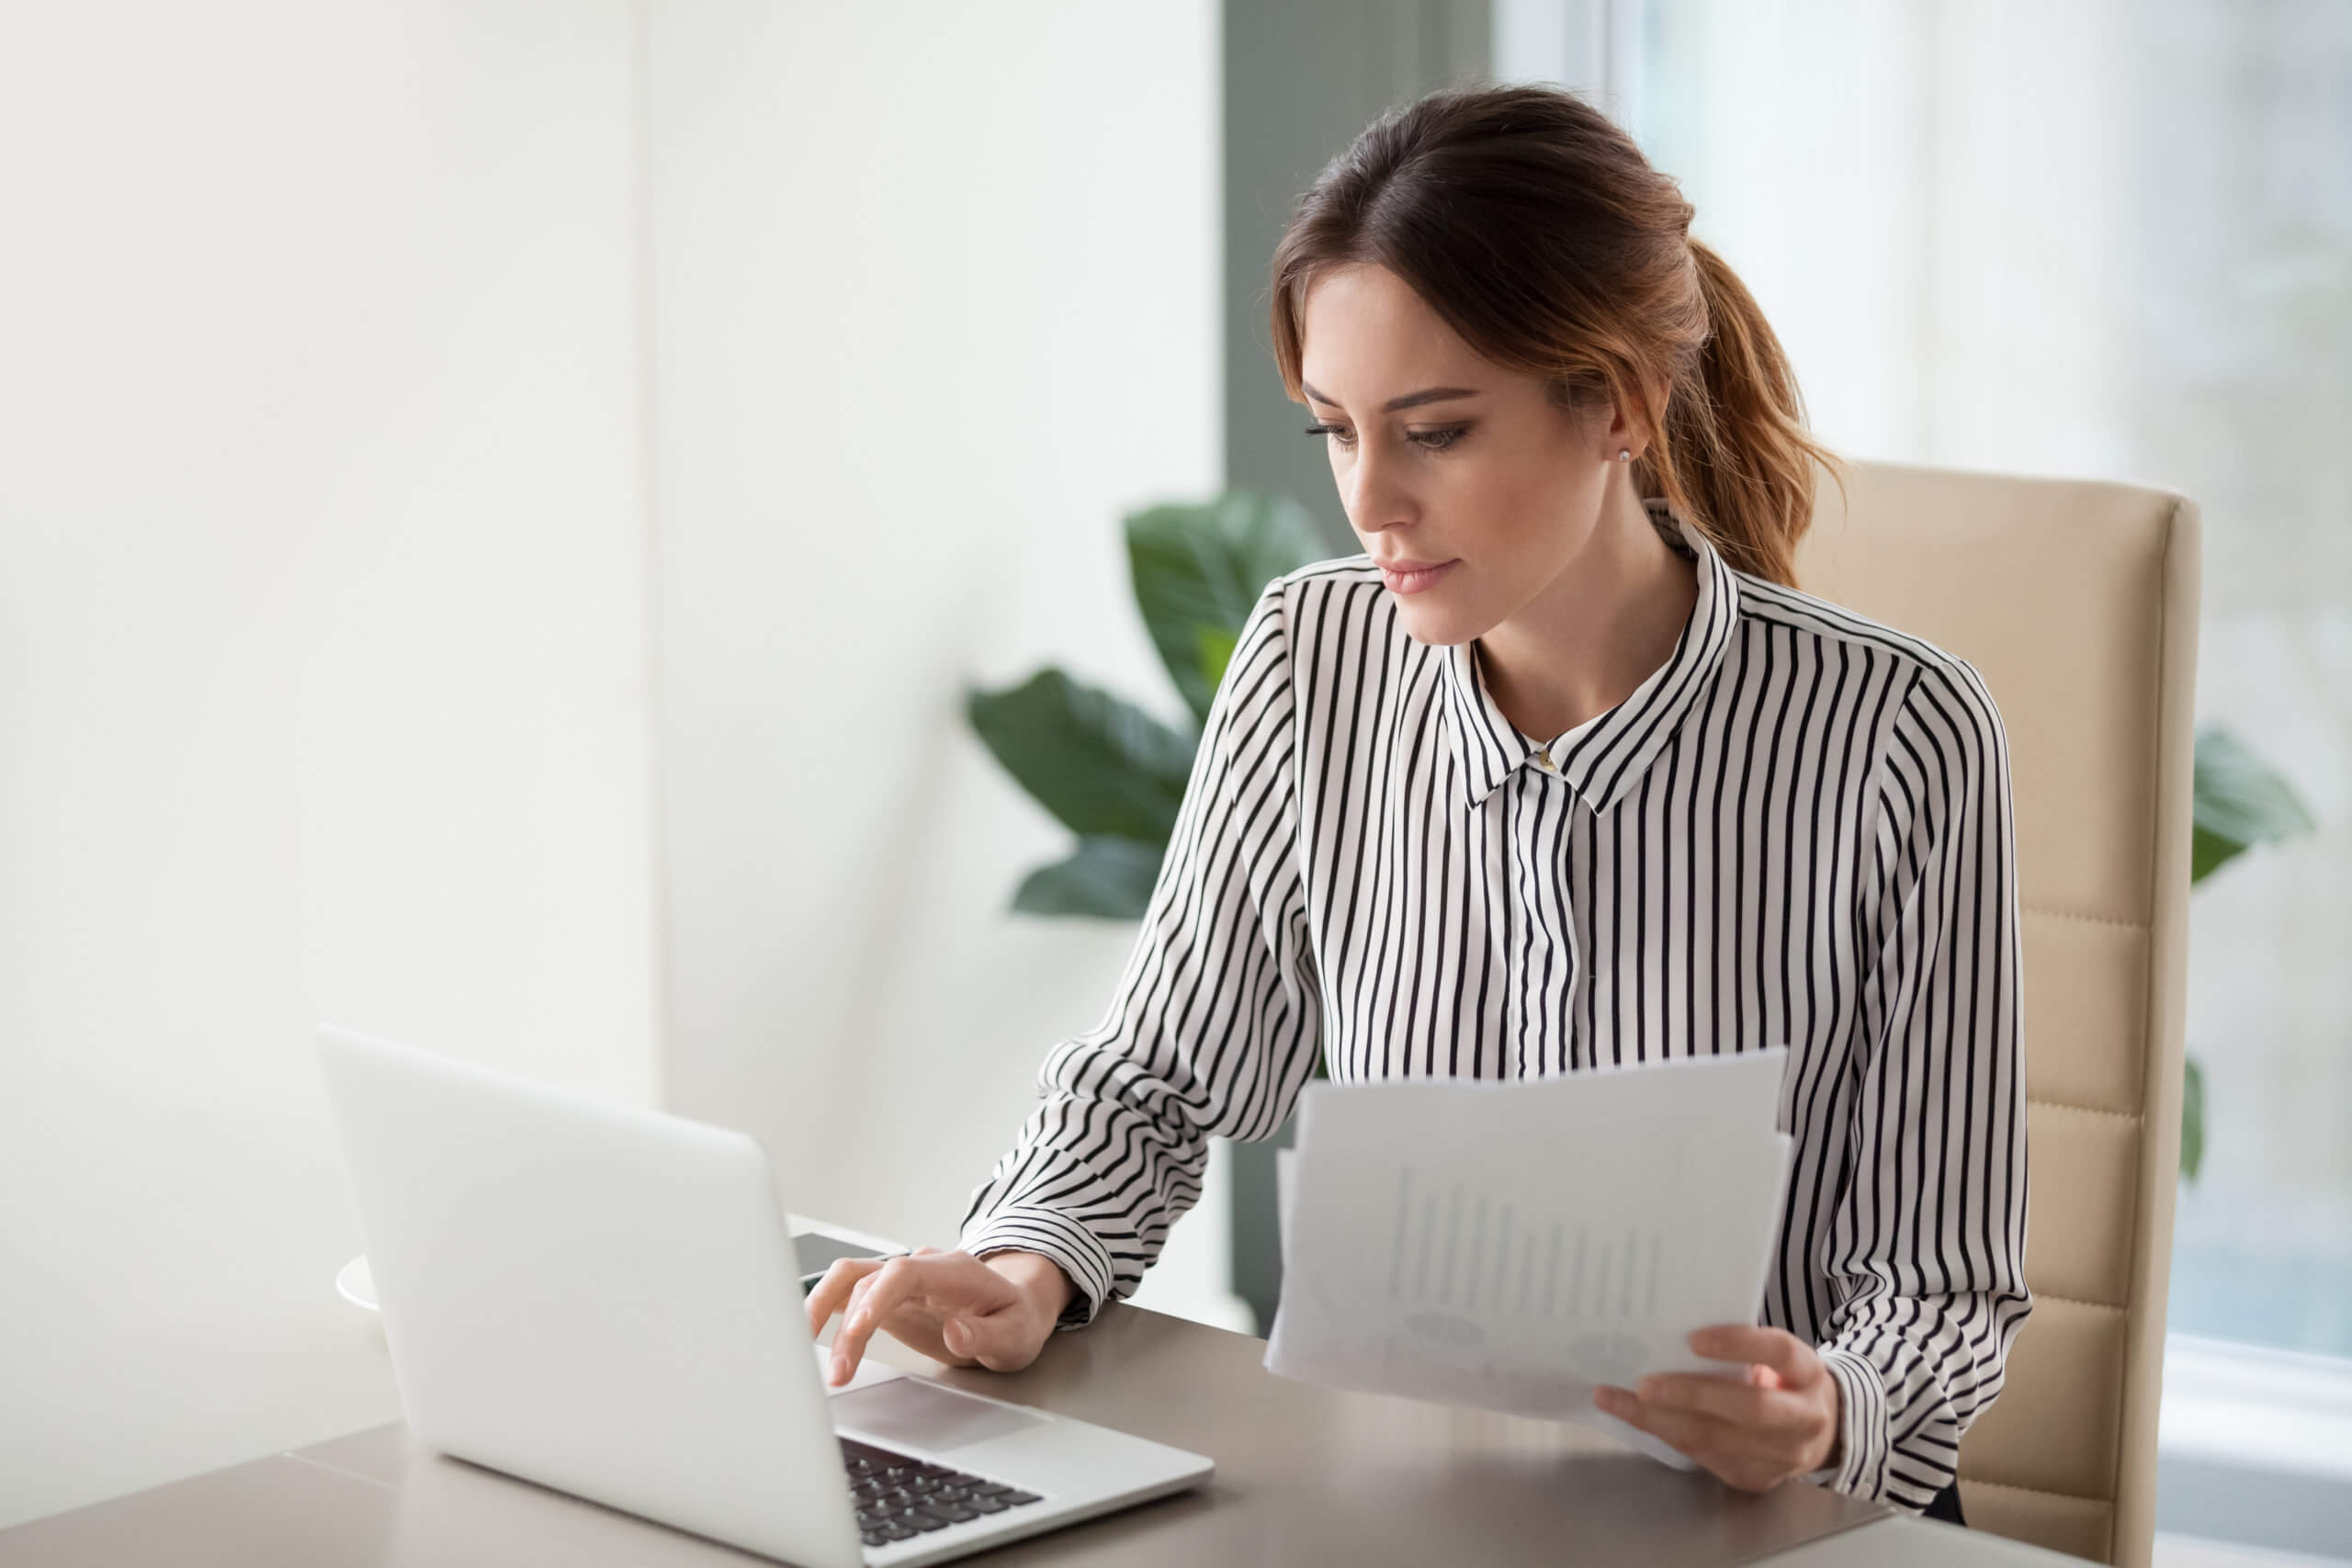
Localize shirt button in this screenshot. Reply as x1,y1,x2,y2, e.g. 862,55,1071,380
1533,750,1556,773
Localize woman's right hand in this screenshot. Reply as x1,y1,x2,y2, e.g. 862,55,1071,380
806,1246,1074,1388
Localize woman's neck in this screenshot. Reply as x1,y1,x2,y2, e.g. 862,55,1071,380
1472,489,1701,746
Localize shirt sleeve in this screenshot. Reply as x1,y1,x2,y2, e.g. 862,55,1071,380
1808,658,2034,1510
958,579,1320,1328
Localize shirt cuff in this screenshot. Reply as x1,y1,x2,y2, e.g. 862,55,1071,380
1809,1345,1889,1500
958,1203,1115,1331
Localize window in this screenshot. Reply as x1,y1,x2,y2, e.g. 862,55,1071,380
1498,0,2351,1545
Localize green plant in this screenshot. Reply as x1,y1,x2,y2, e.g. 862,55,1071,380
2181,724,2318,1183
964,489,1327,919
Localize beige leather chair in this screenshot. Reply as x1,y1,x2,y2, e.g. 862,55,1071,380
1793,458,2200,1567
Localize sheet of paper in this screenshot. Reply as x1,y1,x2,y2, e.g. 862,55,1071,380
1264,1048,1796,1471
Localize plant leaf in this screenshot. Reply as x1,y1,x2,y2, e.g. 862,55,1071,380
1012,835,1165,919
1128,490,1328,724
2189,824,2243,886
1195,626,1239,695
2180,1054,2205,1185
965,669,1198,845
2191,725,2317,886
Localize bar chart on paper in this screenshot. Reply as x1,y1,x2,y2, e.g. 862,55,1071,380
1387,1166,1664,1318
1380,1167,1671,1385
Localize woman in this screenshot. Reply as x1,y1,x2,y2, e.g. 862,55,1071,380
809,83,2029,1526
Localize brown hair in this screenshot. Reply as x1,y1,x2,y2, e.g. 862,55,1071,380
1266,82,1844,588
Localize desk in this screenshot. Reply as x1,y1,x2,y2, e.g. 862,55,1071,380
0,1268,2085,1565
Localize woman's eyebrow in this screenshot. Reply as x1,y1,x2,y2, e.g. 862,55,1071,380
1301,382,1483,413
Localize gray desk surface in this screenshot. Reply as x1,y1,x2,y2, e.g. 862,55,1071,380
0,1298,2077,1567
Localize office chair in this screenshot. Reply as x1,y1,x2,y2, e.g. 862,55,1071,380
1793,457,2201,1566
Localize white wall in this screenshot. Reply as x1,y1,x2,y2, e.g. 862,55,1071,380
0,0,656,1528
643,0,1242,1327
0,0,1239,1530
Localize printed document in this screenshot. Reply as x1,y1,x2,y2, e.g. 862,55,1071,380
1264,1047,1796,1470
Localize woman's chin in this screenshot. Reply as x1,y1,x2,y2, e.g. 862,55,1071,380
1390,598,1481,649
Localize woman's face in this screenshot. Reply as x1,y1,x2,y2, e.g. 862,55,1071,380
1297,261,1625,647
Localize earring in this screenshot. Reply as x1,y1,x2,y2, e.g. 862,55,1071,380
1616,448,1632,462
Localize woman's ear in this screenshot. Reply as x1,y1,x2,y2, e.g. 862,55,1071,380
1595,373,1666,461
1618,374,1671,455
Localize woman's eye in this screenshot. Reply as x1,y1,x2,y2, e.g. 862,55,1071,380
1301,423,1469,453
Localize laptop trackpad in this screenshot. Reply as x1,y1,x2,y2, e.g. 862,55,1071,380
830,1376,1048,1452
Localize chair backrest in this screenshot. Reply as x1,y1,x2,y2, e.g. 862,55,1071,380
1792,457,2200,1566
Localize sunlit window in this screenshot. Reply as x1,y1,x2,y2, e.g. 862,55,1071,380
1505,0,2350,1368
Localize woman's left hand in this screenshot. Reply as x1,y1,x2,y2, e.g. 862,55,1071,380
1593,1325,1842,1493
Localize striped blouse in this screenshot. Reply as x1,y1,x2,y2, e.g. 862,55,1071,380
959,497,2032,1512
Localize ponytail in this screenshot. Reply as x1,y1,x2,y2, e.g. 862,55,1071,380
1645,238,1847,587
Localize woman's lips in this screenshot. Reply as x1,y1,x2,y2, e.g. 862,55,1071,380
1380,559,1456,595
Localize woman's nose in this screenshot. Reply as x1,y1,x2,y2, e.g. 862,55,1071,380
1343,440,1413,534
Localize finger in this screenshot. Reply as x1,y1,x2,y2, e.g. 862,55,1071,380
830,1254,1020,1380
1687,1324,1820,1387
842,1266,886,1323
953,1307,1048,1373
1600,1389,1794,1494
805,1257,887,1337
828,1258,933,1384
1656,1382,1815,1457
1636,1372,1778,1438
1596,1387,1736,1461
938,1313,1008,1369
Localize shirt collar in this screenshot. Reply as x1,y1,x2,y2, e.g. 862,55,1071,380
1439,499,1740,815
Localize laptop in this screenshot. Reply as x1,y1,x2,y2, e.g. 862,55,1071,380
314,1023,1214,1567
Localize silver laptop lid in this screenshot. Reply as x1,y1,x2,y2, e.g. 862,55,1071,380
314,1023,865,1568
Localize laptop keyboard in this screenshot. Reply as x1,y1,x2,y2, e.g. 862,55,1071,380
840,1436,1044,1549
